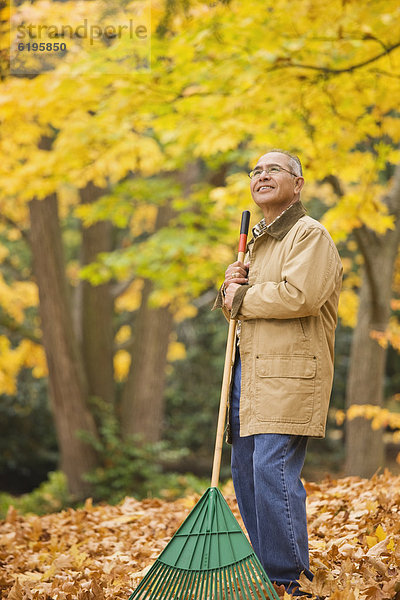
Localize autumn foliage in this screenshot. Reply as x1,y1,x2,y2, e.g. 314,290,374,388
1,472,400,599
1,0,400,492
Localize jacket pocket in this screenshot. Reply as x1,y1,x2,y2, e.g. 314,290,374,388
255,355,316,424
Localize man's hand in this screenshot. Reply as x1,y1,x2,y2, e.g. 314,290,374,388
223,260,249,310
224,282,241,310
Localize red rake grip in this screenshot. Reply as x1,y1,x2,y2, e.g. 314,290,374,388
238,210,250,254
238,233,247,254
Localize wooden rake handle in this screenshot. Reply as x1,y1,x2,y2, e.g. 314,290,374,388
211,210,250,488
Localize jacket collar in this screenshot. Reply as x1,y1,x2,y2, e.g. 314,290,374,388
249,201,307,244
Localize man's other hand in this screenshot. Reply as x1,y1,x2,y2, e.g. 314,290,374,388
224,282,241,310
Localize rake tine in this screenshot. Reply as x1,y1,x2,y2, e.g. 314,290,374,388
241,558,262,600
184,569,197,600
196,567,206,600
211,571,218,600
228,564,240,600
222,566,229,600
153,565,180,600
174,568,192,600
189,571,201,600
233,563,245,598
236,560,253,600
214,569,219,600
248,556,279,600
129,562,162,600
185,570,197,600
144,563,172,600
210,570,215,600
217,568,224,600
157,565,183,600
176,570,188,600
204,568,211,600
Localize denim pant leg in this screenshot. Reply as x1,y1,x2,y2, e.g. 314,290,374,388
230,352,260,557
230,353,312,591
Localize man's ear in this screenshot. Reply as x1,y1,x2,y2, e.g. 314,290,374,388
294,177,305,194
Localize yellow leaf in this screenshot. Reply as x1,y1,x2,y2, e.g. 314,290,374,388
338,289,359,328
366,500,378,512
387,538,395,551
115,325,131,344
375,524,386,542
335,409,345,426
167,341,186,362
173,303,198,322
116,280,144,313
366,535,378,549
69,544,89,569
114,350,131,382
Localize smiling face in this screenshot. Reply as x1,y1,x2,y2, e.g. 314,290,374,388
250,152,304,222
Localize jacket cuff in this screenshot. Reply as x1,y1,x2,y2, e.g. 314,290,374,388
212,285,225,311
231,284,250,319
212,285,231,321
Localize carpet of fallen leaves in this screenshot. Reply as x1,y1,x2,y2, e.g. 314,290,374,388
2,471,400,600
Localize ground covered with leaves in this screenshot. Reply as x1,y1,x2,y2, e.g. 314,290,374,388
1,472,400,599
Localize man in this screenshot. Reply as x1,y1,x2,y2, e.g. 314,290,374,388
213,150,342,596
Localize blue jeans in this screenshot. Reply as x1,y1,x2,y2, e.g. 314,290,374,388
230,352,313,593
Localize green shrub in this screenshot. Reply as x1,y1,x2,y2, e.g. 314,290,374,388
0,471,71,519
81,398,208,504
0,372,58,493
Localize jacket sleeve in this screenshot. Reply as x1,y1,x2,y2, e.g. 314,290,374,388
212,284,231,322
231,227,342,320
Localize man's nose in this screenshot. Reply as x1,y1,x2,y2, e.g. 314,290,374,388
259,169,271,179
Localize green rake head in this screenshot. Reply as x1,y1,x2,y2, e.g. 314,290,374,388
129,487,280,600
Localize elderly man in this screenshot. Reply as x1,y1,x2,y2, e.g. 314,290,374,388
213,150,342,595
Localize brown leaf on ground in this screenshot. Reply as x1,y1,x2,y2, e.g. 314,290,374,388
2,472,400,599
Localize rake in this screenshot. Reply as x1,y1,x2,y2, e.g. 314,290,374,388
128,211,280,600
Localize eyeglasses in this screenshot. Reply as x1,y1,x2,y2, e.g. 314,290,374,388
248,164,297,179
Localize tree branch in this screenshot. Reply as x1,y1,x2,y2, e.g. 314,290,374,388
111,276,136,299
269,41,400,75
321,174,345,197
193,289,217,308
370,68,400,79
382,163,400,219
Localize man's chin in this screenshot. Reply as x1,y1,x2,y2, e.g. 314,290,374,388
253,195,278,208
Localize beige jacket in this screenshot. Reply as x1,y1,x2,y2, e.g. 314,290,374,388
214,201,342,439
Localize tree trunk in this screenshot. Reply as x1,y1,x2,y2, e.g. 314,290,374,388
345,165,400,477
29,194,99,498
79,182,115,407
120,203,174,442
120,278,174,442
120,164,202,443
345,268,390,476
